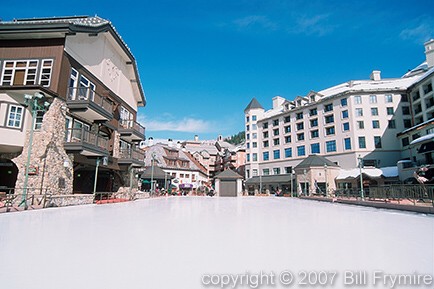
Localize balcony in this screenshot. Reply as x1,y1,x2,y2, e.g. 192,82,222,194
118,148,145,167
67,87,113,122
64,128,109,157
118,120,146,142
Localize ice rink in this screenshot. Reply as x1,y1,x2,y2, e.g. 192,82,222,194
0,197,433,289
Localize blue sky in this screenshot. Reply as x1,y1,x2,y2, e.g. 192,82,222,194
3,0,434,140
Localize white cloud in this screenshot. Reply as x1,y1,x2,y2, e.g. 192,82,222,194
289,13,336,36
400,18,434,44
137,115,213,133
233,15,278,31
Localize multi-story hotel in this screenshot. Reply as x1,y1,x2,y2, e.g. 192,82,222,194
245,39,434,194
0,16,146,196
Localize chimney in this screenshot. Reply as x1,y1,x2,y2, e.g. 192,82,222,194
370,70,381,81
147,137,154,146
168,138,173,147
425,39,434,68
176,141,181,149
272,96,285,109
194,135,199,142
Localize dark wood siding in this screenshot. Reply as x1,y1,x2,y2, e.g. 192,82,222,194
0,38,65,93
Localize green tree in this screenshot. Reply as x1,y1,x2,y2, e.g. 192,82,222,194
225,131,245,145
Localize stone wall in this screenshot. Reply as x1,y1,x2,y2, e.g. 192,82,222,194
13,98,73,195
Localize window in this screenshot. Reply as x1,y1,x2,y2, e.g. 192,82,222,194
310,119,318,127
246,125,250,131
39,60,53,87
354,95,362,104
263,152,269,161
423,83,433,94
324,103,333,112
285,167,293,174
273,168,281,175
402,106,410,115
343,122,350,131
311,130,319,138
77,74,95,100
246,134,250,140
357,121,364,129
252,153,258,161
311,143,320,154
342,110,348,119
285,148,292,158
252,169,258,176
412,133,420,141
6,105,24,128
341,98,348,106
325,115,334,124
374,136,382,148
284,116,291,123
284,125,291,133
388,120,396,129
263,131,269,138
273,129,279,136
252,115,257,121
252,124,257,130
273,150,280,159
263,169,270,175
263,122,268,129
358,137,366,149
401,94,409,102
34,110,45,130
371,108,378,116
386,107,394,115
369,95,377,103
296,122,304,130
325,126,335,135
402,137,409,147
310,108,318,116
372,120,380,129
246,116,250,122
273,138,280,145
263,141,269,148
355,108,363,117
273,119,279,126
285,136,291,143
344,138,351,150
326,140,336,152
1,60,38,86
247,154,250,162
296,112,303,120
297,133,304,141
252,133,257,139
252,142,257,148
297,146,305,156
385,94,393,103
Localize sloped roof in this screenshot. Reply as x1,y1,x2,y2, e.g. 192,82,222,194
0,16,146,106
215,169,243,179
294,155,339,169
246,174,292,184
244,98,264,112
141,166,172,180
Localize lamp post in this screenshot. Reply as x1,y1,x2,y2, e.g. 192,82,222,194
150,152,156,196
324,163,328,198
358,155,365,200
21,92,50,208
303,169,307,196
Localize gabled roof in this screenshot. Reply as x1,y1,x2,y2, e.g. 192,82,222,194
215,169,243,179
141,166,172,179
294,155,339,169
0,16,146,106
244,97,264,112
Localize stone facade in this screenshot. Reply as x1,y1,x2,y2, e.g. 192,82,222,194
13,98,73,195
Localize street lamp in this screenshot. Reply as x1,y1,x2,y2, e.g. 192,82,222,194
358,155,365,200
21,92,50,208
150,152,156,195
324,163,328,198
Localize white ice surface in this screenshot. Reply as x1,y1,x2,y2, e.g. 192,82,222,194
0,197,433,289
